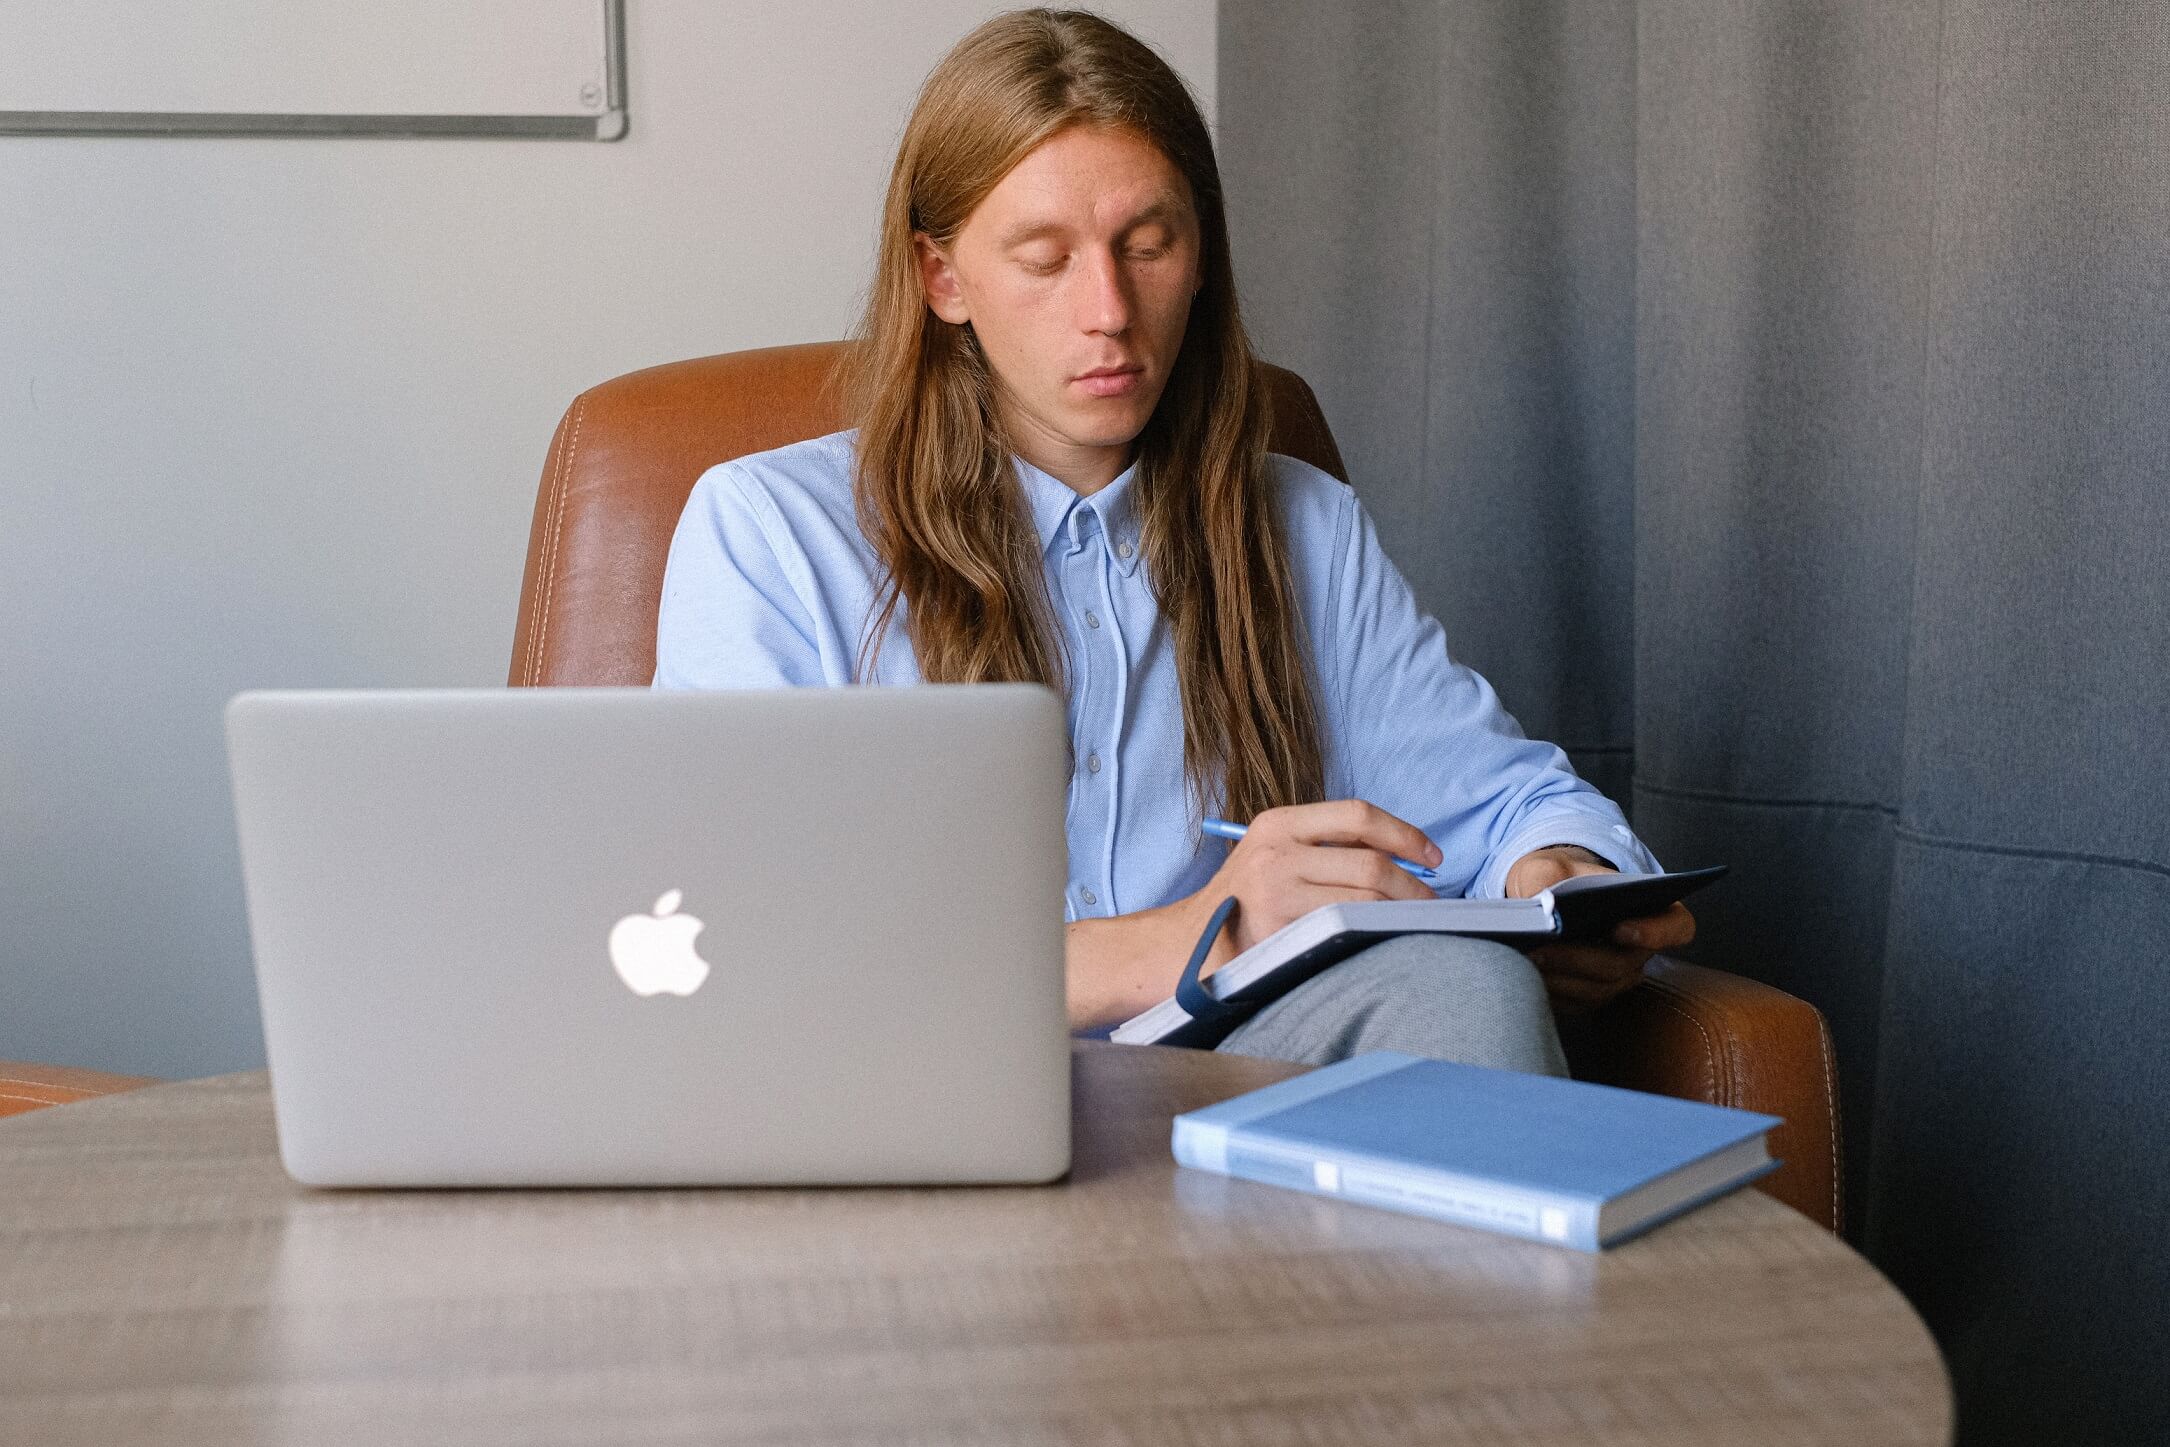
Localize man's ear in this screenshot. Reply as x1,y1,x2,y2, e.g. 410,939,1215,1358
913,233,971,325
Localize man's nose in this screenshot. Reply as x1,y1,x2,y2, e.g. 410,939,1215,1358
1077,247,1134,335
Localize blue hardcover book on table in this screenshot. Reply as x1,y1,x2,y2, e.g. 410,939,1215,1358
1171,1051,1781,1251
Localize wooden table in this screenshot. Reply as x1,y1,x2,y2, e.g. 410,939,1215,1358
0,1042,1950,1445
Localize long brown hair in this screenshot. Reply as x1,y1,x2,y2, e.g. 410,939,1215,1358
841,7,1323,829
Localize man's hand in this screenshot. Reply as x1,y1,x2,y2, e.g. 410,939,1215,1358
1506,844,1696,1012
1064,799,1440,1032
1190,799,1442,967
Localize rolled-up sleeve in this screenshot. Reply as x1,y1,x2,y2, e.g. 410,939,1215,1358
1323,489,1662,898
653,462,826,690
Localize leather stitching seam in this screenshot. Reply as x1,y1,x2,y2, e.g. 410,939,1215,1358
1639,981,1720,1100
1817,1013,1843,1232
0,1076,120,1093
529,396,586,686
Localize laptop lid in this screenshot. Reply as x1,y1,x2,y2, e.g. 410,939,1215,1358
225,684,1070,1187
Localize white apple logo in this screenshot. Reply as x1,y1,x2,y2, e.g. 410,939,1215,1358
608,889,712,997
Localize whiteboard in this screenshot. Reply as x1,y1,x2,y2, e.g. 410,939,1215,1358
0,0,626,139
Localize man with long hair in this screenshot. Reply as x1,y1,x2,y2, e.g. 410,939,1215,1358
655,9,1692,1073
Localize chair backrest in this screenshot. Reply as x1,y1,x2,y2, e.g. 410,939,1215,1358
509,340,1350,686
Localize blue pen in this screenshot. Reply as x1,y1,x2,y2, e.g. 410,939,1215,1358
1201,815,1441,884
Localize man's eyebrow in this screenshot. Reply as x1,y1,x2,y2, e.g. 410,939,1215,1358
997,195,1188,248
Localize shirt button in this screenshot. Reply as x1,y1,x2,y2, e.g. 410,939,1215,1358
1117,541,1134,560
1087,752,1102,773
1081,887,1098,905
1086,610,1101,629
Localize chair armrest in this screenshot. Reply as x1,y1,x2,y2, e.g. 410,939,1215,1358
0,1060,159,1121
1558,958,1843,1233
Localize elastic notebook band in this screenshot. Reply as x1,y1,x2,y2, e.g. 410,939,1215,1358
1173,896,1244,1028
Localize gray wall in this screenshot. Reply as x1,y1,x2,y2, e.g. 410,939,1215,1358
0,0,1216,1080
1223,2,2170,1443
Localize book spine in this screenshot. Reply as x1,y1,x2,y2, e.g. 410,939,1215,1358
1174,1121,1599,1251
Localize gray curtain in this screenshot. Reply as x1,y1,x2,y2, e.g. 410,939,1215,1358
1221,3,2170,1443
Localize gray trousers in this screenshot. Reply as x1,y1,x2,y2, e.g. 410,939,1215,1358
1215,933,1570,1077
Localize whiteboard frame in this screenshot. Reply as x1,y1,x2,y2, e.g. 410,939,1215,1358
0,0,626,140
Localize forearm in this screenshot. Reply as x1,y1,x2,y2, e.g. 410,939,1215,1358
1064,890,1241,1032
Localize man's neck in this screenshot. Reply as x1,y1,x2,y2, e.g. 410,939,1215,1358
1004,411,1137,496
1014,442,1134,496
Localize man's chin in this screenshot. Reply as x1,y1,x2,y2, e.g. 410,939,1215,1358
1059,395,1160,445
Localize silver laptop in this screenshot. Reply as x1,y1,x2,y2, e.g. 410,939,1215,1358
224,684,1071,1187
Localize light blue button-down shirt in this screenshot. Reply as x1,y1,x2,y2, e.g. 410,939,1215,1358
654,429,1660,921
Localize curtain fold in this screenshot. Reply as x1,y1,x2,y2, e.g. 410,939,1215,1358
1223,3,2170,1442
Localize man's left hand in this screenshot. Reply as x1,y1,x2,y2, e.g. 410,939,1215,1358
1504,845,1696,1012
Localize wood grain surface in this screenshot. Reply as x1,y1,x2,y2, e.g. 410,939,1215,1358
0,1041,1949,1446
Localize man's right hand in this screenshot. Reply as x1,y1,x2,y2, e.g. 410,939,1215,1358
1185,799,1443,971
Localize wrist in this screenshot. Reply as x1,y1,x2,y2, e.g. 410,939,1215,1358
1505,843,1614,899
1540,844,1611,868
1172,885,1242,973
1063,891,1240,1032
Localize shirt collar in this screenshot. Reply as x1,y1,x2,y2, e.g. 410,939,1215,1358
1012,451,1144,577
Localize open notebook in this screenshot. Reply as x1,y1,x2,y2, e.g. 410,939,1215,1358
1113,866,1727,1048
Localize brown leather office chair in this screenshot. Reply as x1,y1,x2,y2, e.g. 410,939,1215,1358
510,341,1844,1233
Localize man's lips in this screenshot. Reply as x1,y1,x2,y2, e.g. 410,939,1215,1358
1074,367,1144,396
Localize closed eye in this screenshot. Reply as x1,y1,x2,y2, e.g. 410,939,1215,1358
1019,248,1169,274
